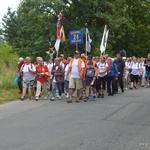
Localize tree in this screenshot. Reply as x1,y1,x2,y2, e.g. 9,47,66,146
2,0,150,58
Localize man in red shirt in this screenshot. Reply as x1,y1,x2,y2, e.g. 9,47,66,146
35,57,49,101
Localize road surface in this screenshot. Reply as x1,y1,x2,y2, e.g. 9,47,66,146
0,88,150,150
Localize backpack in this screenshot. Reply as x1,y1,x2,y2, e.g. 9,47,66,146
20,63,33,76
86,61,96,78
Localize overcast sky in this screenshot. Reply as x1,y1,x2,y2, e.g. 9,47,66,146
0,0,20,27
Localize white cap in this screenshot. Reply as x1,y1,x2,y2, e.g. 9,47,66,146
122,57,126,60
18,57,24,64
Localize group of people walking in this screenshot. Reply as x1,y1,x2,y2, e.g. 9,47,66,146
16,51,150,103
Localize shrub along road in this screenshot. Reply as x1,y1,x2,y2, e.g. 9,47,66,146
0,88,150,150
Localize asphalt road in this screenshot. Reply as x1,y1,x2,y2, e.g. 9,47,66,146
0,88,150,150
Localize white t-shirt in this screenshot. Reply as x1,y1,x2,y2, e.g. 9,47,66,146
130,62,139,75
69,58,85,78
60,61,65,69
52,66,58,82
125,62,130,74
22,64,36,82
139,62,145,70
98,62,108,77
65,64,70,81
47,63,53,79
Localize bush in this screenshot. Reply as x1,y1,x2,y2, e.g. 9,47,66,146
0,42,18,89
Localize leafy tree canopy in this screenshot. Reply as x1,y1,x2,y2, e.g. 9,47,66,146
2,0,150,59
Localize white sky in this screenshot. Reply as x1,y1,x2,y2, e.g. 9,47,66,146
0,0,20,27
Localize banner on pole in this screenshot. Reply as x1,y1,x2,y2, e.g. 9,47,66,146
86,28,92,52
100,25,109,54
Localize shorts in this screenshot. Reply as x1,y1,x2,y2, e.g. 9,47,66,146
23,80,36,88
69,77,83,90
130,74,139,83
85,77,96,87
146,70,150,77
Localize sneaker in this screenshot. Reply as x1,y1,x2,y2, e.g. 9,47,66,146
30,96,35,100
92,96,97,101
56,93,59,98
44,96,47,100
97,93,101,98
67,100,72,103
66,93,69,98
50,97,55,101
101,94,104,98
83,97,89,102
58,96,61,100
35,97,39,101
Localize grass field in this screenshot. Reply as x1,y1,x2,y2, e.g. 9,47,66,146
0,88,20,104
0,42,20,104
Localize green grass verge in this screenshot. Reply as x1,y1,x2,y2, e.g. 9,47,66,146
0,42,20,104
0,88,20,104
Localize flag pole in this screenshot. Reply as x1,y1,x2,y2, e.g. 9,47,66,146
76,44,78,51
85,28,87,56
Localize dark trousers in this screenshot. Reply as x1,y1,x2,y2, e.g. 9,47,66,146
96,76,107,92
107,76,115,95
17,76,22,92
114,74,124,93
61,82,65,93
57,82,62,96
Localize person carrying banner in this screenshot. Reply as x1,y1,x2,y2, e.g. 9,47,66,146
50,58,64,101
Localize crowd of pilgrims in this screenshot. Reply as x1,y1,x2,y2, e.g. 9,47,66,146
17,51,150,103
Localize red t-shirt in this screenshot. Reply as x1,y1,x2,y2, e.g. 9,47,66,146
36,64,49,82
63,59,68,65
18,63,24,70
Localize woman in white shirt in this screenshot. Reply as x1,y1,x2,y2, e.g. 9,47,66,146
20,57,36,100
97,56,108,98
129,57,140,89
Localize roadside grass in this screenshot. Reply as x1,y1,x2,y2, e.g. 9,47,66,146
0,88,20,104
0,42,20,104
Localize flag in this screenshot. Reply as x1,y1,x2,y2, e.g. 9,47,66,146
86,28,92,52
100,25,109,53
56,13,62,40
60,26,66,42
54,13,62,52
54,39,61,51
54,13,66,52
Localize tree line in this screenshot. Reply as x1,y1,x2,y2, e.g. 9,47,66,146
1,0,150,59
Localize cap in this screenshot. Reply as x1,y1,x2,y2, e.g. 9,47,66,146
60,54,64,57
122,57,126,60
18,57,24,64
81,53,86,58
88,55,93,60
74,51,80,54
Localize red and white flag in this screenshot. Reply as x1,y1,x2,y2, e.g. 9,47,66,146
54,13,66,52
